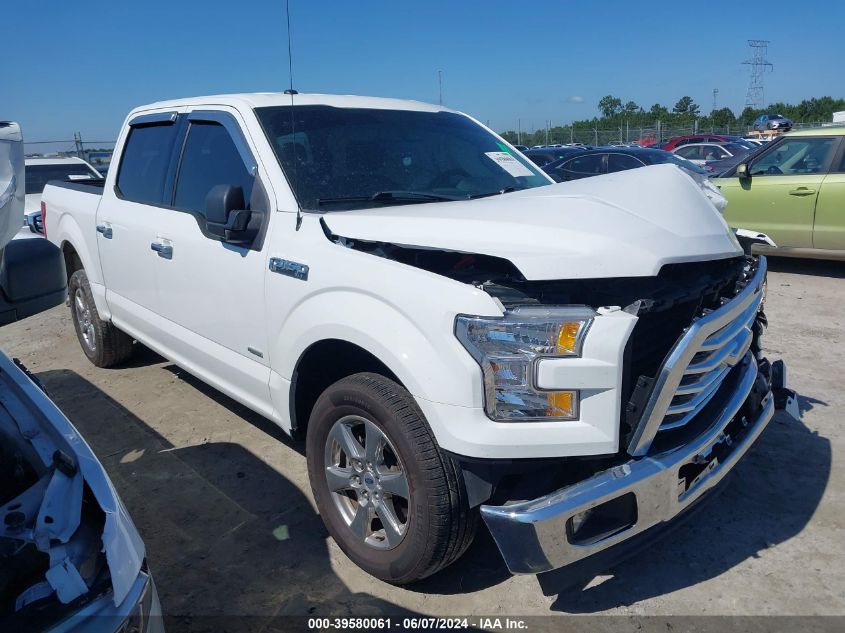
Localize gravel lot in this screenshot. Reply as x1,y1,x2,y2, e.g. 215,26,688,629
1,257,843,625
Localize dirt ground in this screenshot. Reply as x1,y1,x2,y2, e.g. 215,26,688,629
1,257,843,623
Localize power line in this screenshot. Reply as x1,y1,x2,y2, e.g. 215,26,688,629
743,39,773,110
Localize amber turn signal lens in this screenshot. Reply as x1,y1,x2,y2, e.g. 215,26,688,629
546,390,576,418
556,322,583,355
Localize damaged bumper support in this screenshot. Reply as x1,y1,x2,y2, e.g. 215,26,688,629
480,355,775,574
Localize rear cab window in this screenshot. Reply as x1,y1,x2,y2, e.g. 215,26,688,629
116,121,179,205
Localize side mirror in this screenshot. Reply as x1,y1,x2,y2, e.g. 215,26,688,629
0,239,67,326
736,163,750,179
205,185,254,244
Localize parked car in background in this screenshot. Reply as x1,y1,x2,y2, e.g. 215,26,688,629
672,142,751,168
753,114,793,132
542,146,709,181
658,134,736,152
512,145,528,152
1,121,163,632
702,142,767,177
522,146,583,167
714,127,845,260
20,157,102,239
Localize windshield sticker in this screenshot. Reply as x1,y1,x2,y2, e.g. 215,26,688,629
484,152,534,177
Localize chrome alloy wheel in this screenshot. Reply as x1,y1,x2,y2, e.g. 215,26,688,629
73,288,96,353
324,415,410,550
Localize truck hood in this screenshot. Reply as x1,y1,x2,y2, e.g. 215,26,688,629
322,164,742,280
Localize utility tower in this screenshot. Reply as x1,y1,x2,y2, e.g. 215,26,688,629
742,40,773,109
712,88,719,113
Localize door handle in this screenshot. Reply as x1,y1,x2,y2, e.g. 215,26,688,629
788,187,816,196
150,242,173,259
96,224,113,239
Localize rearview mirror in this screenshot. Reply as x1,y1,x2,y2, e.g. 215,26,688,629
205,185,254,244
0,239,67,326
736,163,750,179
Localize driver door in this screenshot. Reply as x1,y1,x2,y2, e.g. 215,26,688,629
719,136,837,247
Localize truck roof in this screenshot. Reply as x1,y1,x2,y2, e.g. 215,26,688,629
129,92,459,117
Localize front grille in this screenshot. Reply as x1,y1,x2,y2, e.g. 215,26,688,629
659,297,758,430
627,257,767,456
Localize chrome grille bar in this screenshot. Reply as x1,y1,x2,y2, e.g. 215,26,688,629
627,257,767,456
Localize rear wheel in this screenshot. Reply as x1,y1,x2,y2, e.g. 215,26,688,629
306,372,477,584
68,269,134,367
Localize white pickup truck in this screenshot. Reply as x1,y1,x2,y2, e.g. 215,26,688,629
43,93,795,584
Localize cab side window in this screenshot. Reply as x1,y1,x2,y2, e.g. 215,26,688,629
117,123,178,205
174,122,254,215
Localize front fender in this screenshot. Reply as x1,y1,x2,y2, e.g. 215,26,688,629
271,288,486,408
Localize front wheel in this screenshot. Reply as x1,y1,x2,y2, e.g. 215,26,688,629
306,373,477,584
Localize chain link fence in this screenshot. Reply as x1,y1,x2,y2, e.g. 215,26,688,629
517,120,832,147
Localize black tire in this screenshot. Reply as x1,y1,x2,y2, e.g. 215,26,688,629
68,269,135,368
306,372,477,584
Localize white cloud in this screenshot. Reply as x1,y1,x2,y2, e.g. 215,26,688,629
566,95,585,104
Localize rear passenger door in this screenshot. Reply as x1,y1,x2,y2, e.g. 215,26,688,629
98,113,180,335
149,109,275,417
813,139,845,250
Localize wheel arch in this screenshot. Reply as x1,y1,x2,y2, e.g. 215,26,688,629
289,338,404,437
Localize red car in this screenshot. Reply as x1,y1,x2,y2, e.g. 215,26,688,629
658,134,734,151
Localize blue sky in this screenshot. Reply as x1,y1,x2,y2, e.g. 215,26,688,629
5,0,844,146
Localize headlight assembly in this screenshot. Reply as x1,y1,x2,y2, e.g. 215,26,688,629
455,306,594,421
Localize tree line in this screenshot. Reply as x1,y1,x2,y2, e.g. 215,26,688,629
501,95,845,145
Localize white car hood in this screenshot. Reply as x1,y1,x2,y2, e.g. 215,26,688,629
323,164,742,280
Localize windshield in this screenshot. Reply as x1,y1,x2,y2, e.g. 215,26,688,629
25,163,100,194
255,106,550,211
645,151,709,174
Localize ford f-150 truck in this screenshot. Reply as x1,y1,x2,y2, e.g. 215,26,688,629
43,93,795,585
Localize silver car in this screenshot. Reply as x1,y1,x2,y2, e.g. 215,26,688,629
753,114,793,132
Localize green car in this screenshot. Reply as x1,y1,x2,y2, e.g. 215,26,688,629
714,127,845,260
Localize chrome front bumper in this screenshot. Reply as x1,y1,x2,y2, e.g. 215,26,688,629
480,354,774,574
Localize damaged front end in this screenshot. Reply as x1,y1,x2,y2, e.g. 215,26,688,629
0,352,161,631
478,255,798,574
